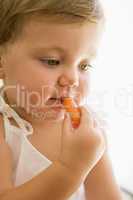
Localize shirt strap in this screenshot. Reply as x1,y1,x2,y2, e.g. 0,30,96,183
0,94,33,136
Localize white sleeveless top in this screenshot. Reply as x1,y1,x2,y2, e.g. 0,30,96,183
0,91,85,200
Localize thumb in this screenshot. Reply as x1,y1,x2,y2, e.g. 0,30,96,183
63,112,73,134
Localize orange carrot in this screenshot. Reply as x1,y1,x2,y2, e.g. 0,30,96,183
62,97,81,128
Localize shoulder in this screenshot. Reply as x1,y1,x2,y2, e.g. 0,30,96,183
0,113,6,144
0,114,14,195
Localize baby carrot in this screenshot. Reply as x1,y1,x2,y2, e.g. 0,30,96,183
62,97,81,128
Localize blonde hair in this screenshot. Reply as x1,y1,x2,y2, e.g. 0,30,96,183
0,0,104,46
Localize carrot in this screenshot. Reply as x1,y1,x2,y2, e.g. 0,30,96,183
62,97,81,128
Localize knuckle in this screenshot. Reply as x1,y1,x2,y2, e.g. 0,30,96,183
80,106,88,113
96,133,106,151
90,129,105,149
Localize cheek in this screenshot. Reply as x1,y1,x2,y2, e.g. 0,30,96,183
3,64,57,108
80,75,90,95
77,76,90,105
4,56,56,89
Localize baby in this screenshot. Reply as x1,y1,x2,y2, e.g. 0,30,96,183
0,0,123,199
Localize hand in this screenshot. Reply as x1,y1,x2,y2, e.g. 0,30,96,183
58,106,106,178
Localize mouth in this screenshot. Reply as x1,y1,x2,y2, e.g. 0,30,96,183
47,97,64,108
47,94,80,106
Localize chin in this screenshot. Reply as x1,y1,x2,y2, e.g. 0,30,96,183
43,109,65,122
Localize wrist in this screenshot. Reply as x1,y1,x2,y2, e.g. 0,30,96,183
53,160,85,183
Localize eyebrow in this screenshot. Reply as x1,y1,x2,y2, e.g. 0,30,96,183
33,46,97,59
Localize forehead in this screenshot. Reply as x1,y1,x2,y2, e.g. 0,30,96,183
15,17,103,57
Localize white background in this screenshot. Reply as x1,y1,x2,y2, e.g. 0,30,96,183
88,0,133,193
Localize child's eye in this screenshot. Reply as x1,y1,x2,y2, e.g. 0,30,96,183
79,64,93,72
40,58,60,67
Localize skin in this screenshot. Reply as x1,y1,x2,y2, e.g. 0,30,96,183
0,17,123,199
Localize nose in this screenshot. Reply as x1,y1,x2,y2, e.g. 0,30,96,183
58,67,79,88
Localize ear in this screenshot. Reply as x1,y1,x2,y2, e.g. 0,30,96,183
0,57,5,79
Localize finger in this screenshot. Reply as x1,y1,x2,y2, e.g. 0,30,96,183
92,116,108,147
79,106,94,129
83,105,98,128
84,105,105,129
62,112,73,134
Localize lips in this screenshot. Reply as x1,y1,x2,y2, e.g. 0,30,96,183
47,97,63,108
47,95,78,108
51,97,63,102
49,97,61,102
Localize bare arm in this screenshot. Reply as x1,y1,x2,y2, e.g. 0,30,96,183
1,161,84,200
84,152,123,200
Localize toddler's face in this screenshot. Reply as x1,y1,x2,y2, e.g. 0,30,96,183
1,17,102,122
